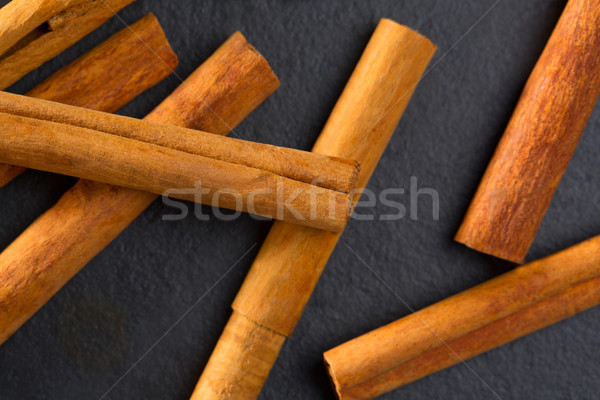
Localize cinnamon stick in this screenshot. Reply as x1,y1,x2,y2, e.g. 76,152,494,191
0,0,136,90
0,91,357,231
191,19,436,400
324,236,600,399
0,32,279,345
455,0,600,263
0,13,177,187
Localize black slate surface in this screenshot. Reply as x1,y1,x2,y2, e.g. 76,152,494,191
1,0,599,399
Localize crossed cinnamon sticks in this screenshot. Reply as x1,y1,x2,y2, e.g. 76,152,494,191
0,13,177,187
0,25,282,347
0,90,359,231
0,0,139,186
0,11,180,345
324,0,600,398
1,0,599,398
191,19,437,400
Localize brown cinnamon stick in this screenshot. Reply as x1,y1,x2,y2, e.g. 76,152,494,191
0,91,357,231
190,19,436,400
0,13,177,187
0,32,279,345
455,0,600,263
0,0,136,90
324,236,600,399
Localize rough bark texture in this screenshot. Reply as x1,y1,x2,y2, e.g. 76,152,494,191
0,13,177,187
0,0,136,90
0,89,356,230
455,0,600,263
191,19,436,400
0,31,279,346
324,235,600,399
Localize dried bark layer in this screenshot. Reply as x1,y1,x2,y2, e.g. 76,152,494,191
191,19,436,400
0,0,136,89
324,235,600,399
0,91,358,231
0,13,177,187
455,0,600,263
0,31,279,346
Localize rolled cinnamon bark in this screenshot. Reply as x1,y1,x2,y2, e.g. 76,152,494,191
0,90,357,231
455,0,600,263
0,32,279,345
191,19,436,400
324,235,600,399
0,0,136,89
0,13,177,187
353,277,600,396
0,0,87,57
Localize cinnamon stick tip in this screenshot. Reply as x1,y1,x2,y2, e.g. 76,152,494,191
324,354,344,400
454,231,525,264
141,13,179,70
338,157,361,194
230,30,281,90
378,18,437,52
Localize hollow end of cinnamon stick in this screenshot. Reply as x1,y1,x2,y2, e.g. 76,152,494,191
454,231,525,264
324,356,346,400
323,234,600,399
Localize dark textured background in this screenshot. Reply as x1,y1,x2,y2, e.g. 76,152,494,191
1,0,599,399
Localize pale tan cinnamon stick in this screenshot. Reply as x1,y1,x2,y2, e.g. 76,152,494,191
348,276,600,397
324,236,600,399
0,32,279,345
191,19,436,400
0,0,136,89
0,13,177,187
0,91,357,231
0,0,86,57
455,0,600,263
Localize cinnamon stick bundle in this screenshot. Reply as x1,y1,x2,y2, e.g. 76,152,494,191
191,19,436,400
324,235,600,399
455,0,600,263
0,13,177,187
0,91,357,231
0,32,280,345
0,0,136,89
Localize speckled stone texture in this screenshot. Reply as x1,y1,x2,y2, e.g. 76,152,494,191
0,0,598,399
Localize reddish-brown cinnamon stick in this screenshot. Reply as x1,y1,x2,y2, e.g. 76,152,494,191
0,31,280,345
0,0,136,90
324,235,600,399
455,0,600,263
0,13,177,187
191,19,436,400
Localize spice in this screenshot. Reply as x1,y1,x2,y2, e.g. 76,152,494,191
456,0,600,263
191,19,436,400
0,13,177,187
324,235,600,399
0,0,136,89
0,32,279,345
